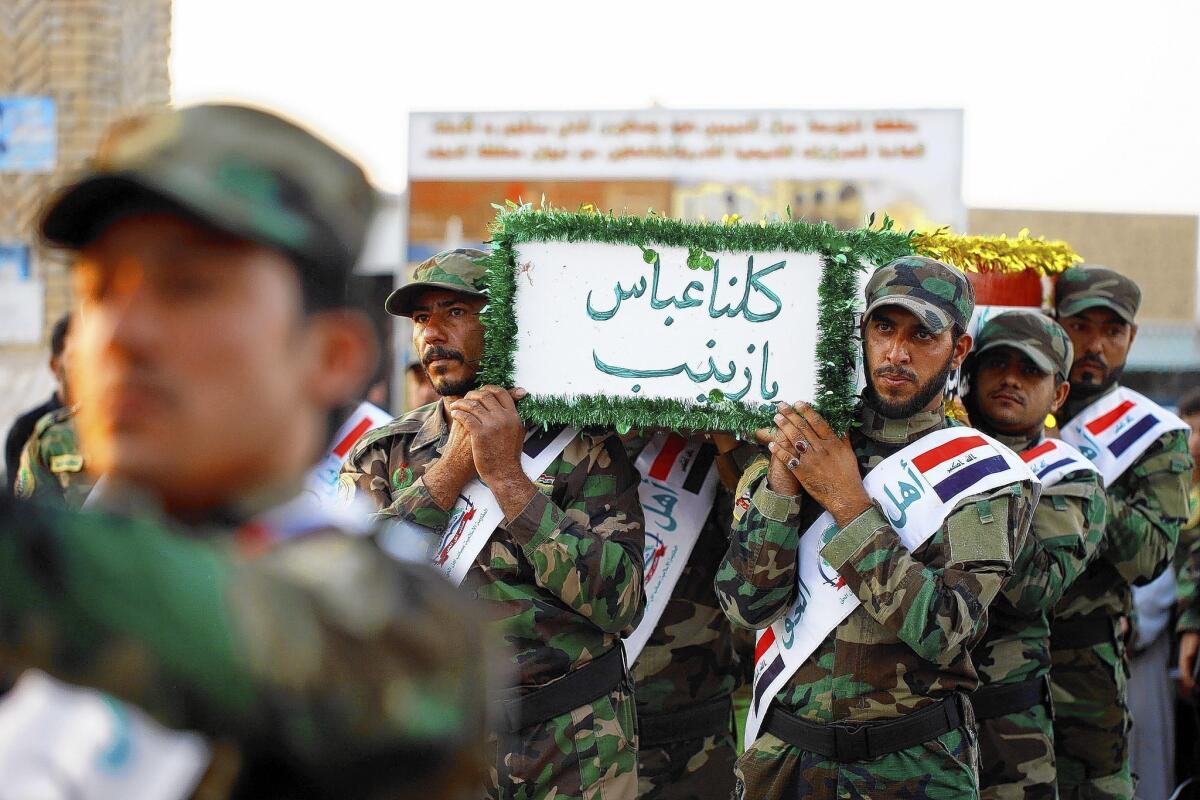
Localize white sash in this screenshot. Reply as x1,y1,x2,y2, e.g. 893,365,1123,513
1019,437,1098,489
1060,387,1188,487
435,425,577,585
307,401,393,504
623,433,720,664
745,426,1038,748
0,674,208,800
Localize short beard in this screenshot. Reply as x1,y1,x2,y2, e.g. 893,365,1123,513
865,353,955,420
431,373,479,398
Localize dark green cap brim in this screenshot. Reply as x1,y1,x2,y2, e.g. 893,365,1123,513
385,281,486,317
972,339,1058,379
40,171,332,274
1056,296,1137,325
863,296,954,334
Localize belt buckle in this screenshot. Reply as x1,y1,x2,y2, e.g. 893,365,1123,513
830,719,870,763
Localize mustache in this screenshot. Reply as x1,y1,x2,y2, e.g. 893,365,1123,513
873,364,918,382
422,346,465,366
1077,353,1107,370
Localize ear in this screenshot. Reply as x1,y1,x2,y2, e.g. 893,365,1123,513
1127,322,1138,349
302,310,380,408
1050,378,1071,414
49,353,61,375
950,332,973,370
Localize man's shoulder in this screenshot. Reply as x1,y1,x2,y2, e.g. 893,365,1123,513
32,405,75,438
348,402,439,462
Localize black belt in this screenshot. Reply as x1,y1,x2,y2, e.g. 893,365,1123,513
639,695,733,748
972,675,1050,721
762,694,970,763
491,645,627,733
1051,613,1114,650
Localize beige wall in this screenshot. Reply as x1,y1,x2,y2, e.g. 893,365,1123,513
968,208,1199,325
0,0,172,347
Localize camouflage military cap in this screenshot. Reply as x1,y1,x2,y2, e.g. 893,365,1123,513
1054,264,1141,324
40,103,379,279
863,255,975,334
384,248,490,317
971,309,1074,381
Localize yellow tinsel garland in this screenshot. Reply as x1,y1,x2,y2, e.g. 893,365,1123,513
912,228,1082,276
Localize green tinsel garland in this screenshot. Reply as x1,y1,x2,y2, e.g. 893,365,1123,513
480,204,913,434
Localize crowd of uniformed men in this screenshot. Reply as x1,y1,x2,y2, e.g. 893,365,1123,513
3,102,1200,800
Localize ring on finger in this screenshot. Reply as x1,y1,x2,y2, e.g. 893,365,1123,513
786,456,801,470
795,439,809,453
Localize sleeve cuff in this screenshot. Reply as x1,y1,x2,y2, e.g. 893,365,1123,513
820,505,889,570
504,490,559,551
751,483,802,523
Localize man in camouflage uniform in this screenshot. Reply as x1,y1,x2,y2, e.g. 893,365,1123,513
624,434,754,800
13,404,95,508
5,313,69,494
961,311,1107,799
0,104,493,800
340,249,645,800
1050,266,1193,799
1174,391,1200,710
718,255,1038,799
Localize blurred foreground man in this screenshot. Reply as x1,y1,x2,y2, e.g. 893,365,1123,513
962,311,1107,799
1050,266,1193,800
718,256,1038,800
0,104,490,800
341,249,645,800
4,313,69,493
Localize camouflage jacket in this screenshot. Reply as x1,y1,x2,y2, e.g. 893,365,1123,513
0,486,485,791
625,436,754,717
340,400,645,688
971,432,1107,687
13,406,95,509
1055,387,1193,624
716,402,1038,723
1174,484,1200,632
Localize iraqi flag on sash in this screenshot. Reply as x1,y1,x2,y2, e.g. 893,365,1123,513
1019,437,1098,488
1060,387,1188,487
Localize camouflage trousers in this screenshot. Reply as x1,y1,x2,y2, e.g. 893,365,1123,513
733,727,979,800
1050,631,1135,800
637,731,737,800
977,703,1057,800
487,678,639,800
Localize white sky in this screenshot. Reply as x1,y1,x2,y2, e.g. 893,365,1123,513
172,0,1200,216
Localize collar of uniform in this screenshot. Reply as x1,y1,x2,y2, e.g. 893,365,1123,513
410,398,450,454
1061,381,1120,424
856,400,946,445
991,429,1041,453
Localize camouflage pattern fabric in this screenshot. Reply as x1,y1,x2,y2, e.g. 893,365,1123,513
863,255,975,334
340,400,646,798
738,726,978,800
12,406,95,509
488,676,638,800
970,432,1108,800
624,436,755,800
976,705,1057,800
1054,265,1141,324
1051,386,1193,800
968,310,1074,382
1049,627,1134,800
0,490,490,797
385,247,490,317
1174,484,1200,632
717,401,1038,800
